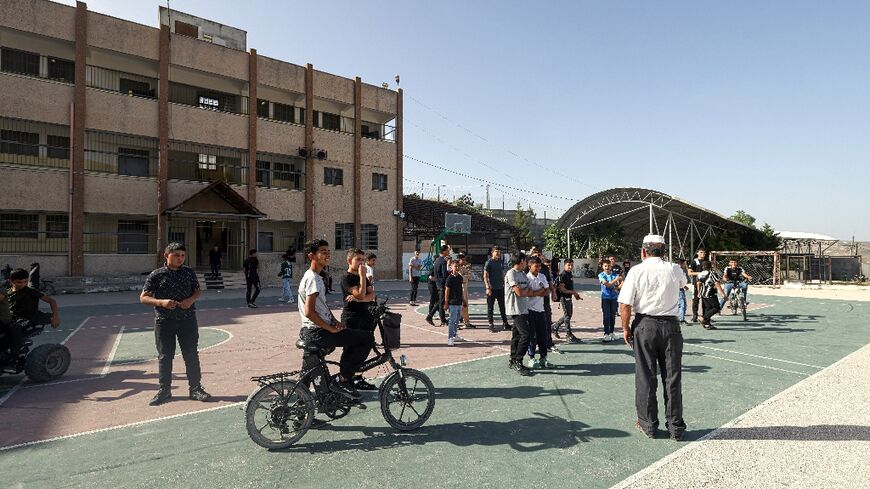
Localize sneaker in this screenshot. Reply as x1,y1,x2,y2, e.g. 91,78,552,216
447,337,455,346
189,386,212,401
353,377,378,391
508,359,518,370
602,334,610,343
635,420,656,439
425,316,435,326
247,303,258,308
550,345,564,355
691,315,698,323
438,322,447,328
670,431,684,442
528,357,540,369
516,365,532,377
489,325,500,333
329,379,361,400
540,357,555,368
453,335,464,342
148,387,171,406
466,322,476,329
553,327,561,339
566,334,583,344
503,323,511,331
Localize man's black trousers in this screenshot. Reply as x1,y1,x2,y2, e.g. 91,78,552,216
246,273,261,304
633,315,686,437
509,314,531,363
301,327,373,380
155,317,202,390
486,289,508,325
426,281,446,322
410,277,420,303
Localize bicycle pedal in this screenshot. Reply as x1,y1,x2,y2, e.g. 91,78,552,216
354,402,367,410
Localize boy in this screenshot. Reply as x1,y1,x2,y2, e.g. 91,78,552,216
208,244,222,278
484,246,510,332
697,260,725,329
443,260,466,346
341,248,377,390
365,253,377,283
408,249,422,306
552,259,584,344
676,258,689,325
505,253,541,376
243,249,260,308
298,240,373,400
140,243,210,406
526,256,553,368
4,268,60,361
426,245,450,326
278,253,295,303
599,260,621,342
457,252,474,329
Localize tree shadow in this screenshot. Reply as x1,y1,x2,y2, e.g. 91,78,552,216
279,412,630,453
711,425,870,441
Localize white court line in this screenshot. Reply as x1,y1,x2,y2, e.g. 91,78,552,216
198,327,234,352
403,322,511,353
698,354,809,376
610,342,870,489
0,343,511,452
100,326,125,376
0,316,92,408
688,344,824,369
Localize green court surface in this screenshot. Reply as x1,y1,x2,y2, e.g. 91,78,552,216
2,294,868,489
110,327,231,366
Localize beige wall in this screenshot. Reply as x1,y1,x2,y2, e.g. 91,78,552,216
83,174,158,215
0,0,75,41
170,34,248,81
313,70,354,104
257,119,304,155
361,138,397,170
257,56,305,94
0,73,72,125
86,89,159,137
167,180,209,207
256,187,305,221
311,128,353,163
0,167,67,211
361,83,397,115
0,254,66,278
83,254,155,277
87,12,159,60
169,103,248,148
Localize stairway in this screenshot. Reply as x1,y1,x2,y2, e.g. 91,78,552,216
198,271,247,290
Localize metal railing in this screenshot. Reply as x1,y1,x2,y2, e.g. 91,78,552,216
85,131,159,177
86,65,158,99
168,140,248,185
0,213,69,253
83,215,157,254
169,82,248,115
0,117,70,169
256,153,305,190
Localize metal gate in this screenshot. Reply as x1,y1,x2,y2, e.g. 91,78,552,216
168,217,246,270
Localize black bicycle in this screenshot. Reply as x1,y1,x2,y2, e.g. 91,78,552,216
725,280,748,321
244,298,435,450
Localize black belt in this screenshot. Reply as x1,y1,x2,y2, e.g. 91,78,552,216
635,313,678,321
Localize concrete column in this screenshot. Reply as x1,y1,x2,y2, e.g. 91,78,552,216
395,88,403,279
69,1,87,277
304,64,314,241
247,49,258,249
157,24,170,262
353,77,362,248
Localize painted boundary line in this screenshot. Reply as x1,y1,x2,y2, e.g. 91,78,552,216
0,344,510,452
688,343,824,369
694,353,810,376
610,342,870,489
0,317,92,408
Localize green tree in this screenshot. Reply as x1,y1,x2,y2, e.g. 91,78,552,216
511,202,534,251
758,222,782,250
542,224,572,258
730,210,757,228
453,193,476,210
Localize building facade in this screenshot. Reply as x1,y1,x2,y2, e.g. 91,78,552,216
0,0,403,281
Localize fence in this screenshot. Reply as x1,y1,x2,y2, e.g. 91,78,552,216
0,117,70,169
86,65,158,99
85,131,160,177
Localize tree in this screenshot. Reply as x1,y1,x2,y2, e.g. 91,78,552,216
453,193,476,211
511,202,534,251
542,224,572,259
758,222,782,250
730,210,757,228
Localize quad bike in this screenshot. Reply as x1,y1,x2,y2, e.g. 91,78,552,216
0,313,71,382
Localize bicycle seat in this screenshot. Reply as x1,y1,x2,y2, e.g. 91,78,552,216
295,338,335,356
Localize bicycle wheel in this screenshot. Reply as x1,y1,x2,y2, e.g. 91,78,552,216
43,282,56,295
740,296,747,321
245,381,314,449
379,368,435,431
730,296,738,315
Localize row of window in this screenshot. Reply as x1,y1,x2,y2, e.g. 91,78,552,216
0,47,75,83
0,213,153,254
335,223,379,250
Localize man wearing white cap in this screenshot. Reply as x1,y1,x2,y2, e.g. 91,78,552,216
618,234,688,441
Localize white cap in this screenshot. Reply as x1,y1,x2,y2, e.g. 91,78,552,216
643,234,665,244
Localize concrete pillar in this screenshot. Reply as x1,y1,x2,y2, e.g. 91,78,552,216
353,77,362,247
69,1,88,276
304,64,314,241
247,49,258,248
395,88,403,279
157,24,170,262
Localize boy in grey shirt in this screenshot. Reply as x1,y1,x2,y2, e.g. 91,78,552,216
505,253,545,376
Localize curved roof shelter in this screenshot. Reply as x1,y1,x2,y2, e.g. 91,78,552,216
555,187,761,258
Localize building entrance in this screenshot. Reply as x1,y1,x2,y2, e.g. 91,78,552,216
168,218,245,271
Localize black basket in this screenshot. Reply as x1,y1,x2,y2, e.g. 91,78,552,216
382,311,402,350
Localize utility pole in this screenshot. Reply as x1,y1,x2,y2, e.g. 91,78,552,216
486,184,490,210
437,186,440,201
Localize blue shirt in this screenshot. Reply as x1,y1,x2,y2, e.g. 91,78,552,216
599,272,620,300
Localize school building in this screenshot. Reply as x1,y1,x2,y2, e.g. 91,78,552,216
0,0,404,286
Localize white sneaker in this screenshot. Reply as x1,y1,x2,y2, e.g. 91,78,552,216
453,335,464,342
447,337,454,346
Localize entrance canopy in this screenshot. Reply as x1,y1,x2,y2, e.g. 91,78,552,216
555,187,760,258
166,181,265,218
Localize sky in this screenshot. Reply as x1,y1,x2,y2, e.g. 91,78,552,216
60,0,870,240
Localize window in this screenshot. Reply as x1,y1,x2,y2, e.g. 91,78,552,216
0,130,39,157
361,224,378,250
175,20,199,38
118,147,150,177
257,100,270,119
45,215,68,239
256,160,271,186
361,123,381,139
321,112,341,131
274,162,293,182
198,95,219,110
198,153,217,170
47,135,69,160
47,57,75,83
202,33,214,43
273,102,295,123
324,167,343,186
0,214,39,239
117,220,150,254
372,173,388,191
334,223,354,250
168,229,186,246
0,47,39,76
258,231,274,252
119,78,155,98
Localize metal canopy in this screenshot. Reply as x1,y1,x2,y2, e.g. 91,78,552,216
554,187,762,259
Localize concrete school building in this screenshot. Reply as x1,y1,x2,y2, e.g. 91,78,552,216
0,0,404,286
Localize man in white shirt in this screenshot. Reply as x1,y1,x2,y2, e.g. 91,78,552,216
408,250,423,306
297,239,373,400
505,253,543,376
618,234,687,441
525,256,554,369
365,252,376,283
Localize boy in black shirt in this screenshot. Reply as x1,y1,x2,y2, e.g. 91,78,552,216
341,248,377,390
243,249,260,308
443,260,465,346
3,268,60,360
552,259,583,344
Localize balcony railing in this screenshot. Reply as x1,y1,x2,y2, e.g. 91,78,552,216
361,120,396,141
0,117,70,169
86,65,158,99
169,82,248,115
0,213,69,253
85,131,159,177
168,141,248,185
0,47,75,84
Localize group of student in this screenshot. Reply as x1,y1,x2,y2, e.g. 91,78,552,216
680,248,753,329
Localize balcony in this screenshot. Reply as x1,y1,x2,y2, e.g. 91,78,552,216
87,65,158,99
0,117,70,170
0,46,74,84
168,140,248,185
169,82,248,115
85,131,159,177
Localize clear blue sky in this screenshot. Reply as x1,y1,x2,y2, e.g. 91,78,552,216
66,0,870,239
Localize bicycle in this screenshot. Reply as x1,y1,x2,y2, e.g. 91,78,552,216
581,263,596,279
28,262,57,295
725,280,748,321
244,298,435,450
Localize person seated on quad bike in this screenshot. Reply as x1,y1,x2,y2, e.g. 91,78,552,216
719,259,753,310
297,239,373,401
2,268,60,361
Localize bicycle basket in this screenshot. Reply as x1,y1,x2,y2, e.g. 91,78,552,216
382,311,402,350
